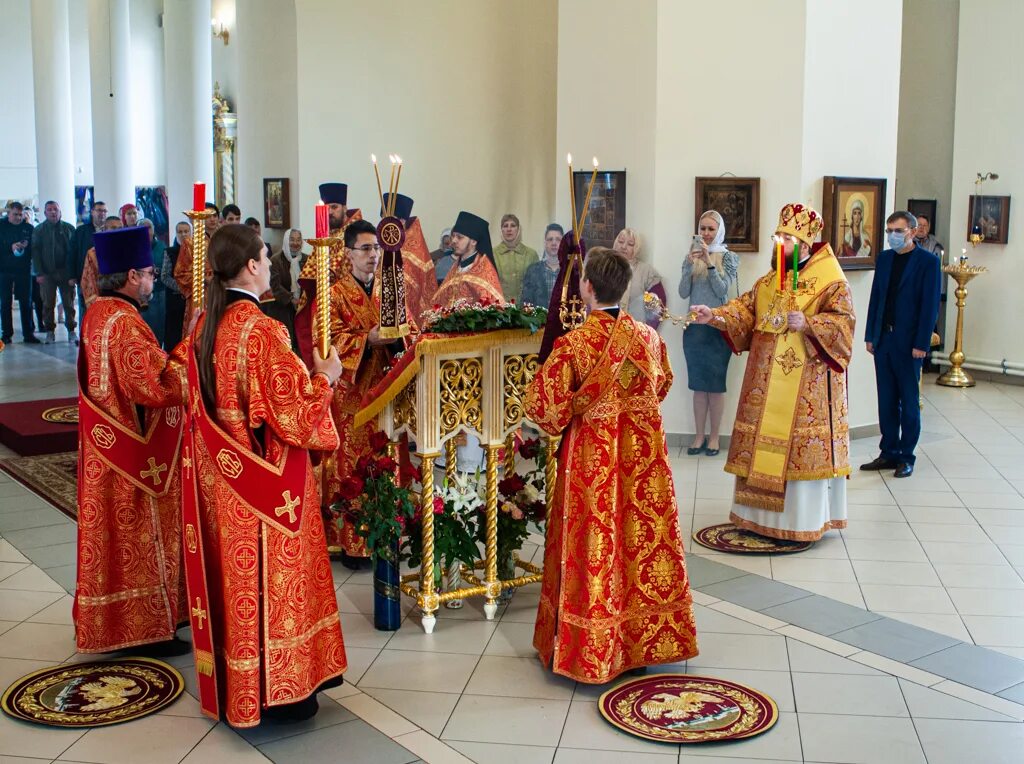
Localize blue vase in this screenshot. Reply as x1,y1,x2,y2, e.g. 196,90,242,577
373,543,402,631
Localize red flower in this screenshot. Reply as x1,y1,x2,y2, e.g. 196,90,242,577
433,495,445,515
375,456,398,474
369,431,390,453
355,453,374,475
518,438,540,460
498,474,526,496
394,514,407,530
337,476,364,500
399,461,421,484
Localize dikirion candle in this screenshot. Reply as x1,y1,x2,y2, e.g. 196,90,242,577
315,202,329,238
192,182,205,212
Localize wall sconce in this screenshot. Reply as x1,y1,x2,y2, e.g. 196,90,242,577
211,18,229,46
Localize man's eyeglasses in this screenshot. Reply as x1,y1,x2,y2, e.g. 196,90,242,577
349,244,383,253
133,268,156,279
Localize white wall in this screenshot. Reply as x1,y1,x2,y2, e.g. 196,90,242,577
210,0,238,104
69,0,94,189
294,0,557,251
0,0,38,199
948,0,1024,367
130,0,166,186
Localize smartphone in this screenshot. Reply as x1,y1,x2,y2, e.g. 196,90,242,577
690,235,704,252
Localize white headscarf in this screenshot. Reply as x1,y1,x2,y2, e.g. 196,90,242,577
282,228,304,300
699,210,728,253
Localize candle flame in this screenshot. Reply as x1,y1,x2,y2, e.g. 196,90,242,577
567,153,573,165
389,154,396,163
961,248,967,254
592,156,599,168
396,155,403,164
371,153,377,164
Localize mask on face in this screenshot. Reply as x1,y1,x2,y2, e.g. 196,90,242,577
887,231,907,251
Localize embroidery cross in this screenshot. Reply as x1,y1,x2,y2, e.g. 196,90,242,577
775,347,804,375
182,447,193,477
275,490,300,524
140,457,168,486
191,597,208,630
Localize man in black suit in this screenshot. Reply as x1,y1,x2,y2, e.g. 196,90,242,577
861,210,942,478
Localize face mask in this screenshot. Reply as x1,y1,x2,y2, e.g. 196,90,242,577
887,231,907,251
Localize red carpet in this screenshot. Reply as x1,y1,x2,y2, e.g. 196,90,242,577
0,398,78,456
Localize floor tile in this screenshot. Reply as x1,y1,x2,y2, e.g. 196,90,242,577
778,580,866,609
910,643,1024,693
792,672,909,716
997,681,1024,705
0,507,68,534
769,557,857,583
961,615,1024,648
442,694,570,748
691,551,773,577
876,611,973,642
23,594,76,626
557,700,677,754
551,748,671,764
914,718,1024,764
236,697,357,747
686,633,789,672
785,639,881,674
60,714,213,764
683,555,748,588
841,520,917,540
947,587,1024,617
0,565,64,593
0,621,76,661
0,540,29,564
705,601,786,631
20,542,77,570
843,537,927,562
2,524,77,550
933,562,1024,589
695,667,795,711
901,505,978,524
861,583,957,614
359,648,480,693
831,615,961,662
797,712,925,764
898,678,1017,721
395,730,476,764
484,620,538,657
342,646,383,685
762,595,881,636
335,611,395,650
679,710,802,760
464,656,574,700
361,688,460,737
911,522,991,544
931,680,1024,720
44,564,76,595
921,540,1005,565
850,559,941,586
336,692,419,736
698,574,811,611
449,740,554,764
693,603,775,635
179,724,272,763
0,657,53,692
258,718,419,764
0,710,85,758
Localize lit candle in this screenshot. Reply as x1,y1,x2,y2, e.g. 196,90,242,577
577,157,600,233
567,153,578,232
393,155,403,216
371,154,385,214
792,241,800,291
315,201,329,238
775,239,783,291
192,182,205,212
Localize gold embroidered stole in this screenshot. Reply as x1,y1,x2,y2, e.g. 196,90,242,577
746,245,845,495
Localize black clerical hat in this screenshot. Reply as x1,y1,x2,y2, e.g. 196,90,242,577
381,193,414,221
452,211,492,256
318,183,348,205
94,226,153,275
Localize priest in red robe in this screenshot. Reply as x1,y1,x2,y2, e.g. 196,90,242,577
294,182,362,365
433,211,504,308
183,223,348,727
525,247,698,683
75,226,191,655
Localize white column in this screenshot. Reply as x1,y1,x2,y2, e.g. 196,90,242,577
163,0,214,219
29,0,76,217
87,0,135,209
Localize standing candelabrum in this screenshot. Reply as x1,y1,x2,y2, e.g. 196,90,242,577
184,208,217,309
936,254,987,388
305,236,341,359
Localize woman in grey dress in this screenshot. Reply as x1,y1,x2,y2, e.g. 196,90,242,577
678,210,738,456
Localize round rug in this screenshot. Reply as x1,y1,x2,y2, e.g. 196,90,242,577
599,674,778,744
41,405,78,425
693,523,812,554
1,657,183,727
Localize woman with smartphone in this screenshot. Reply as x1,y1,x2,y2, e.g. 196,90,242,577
678,210,738,456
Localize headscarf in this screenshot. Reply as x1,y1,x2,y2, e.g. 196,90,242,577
119,203,138,226
690,210,728,277
499,213,522,251
282,228,304,301
439,227,452,250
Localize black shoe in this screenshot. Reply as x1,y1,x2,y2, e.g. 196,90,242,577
625,666,647,676
687,438,708,456
131,636,192,657
1,336,10,344
860,456,899,471
705,442,721,457
23,334,40,344
263,694,319,723
340,551,369,571
894,463,914,478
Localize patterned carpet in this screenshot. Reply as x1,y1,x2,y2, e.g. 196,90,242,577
0,451,78,520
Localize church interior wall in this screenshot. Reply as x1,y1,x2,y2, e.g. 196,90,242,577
0,0,39,201
69,0,94,191
129,0,167,188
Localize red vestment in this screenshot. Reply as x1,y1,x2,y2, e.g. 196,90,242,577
74,295,187,652
525,311,699,683
322,273,391,557
432,254,504,308
400,217,437,323
188,297,346,728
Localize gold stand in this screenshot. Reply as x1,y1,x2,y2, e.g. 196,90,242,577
305,236,341,359
936,259,987,388
184,209,216,309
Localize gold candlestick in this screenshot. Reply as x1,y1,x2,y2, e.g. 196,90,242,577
184,208,216,308
306,236,341,359
936,256,987,388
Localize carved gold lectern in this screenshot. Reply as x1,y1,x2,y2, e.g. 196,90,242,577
355,329,557,634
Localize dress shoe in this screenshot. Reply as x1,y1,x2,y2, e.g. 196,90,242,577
687,438,708,456
860,456,898,471
263,694,319,723
894,463,914,478
340,551,369,571
23,334,40,344
705,441,721,457
625,666,648,676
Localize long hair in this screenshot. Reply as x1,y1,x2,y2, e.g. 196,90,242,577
197,224,264,412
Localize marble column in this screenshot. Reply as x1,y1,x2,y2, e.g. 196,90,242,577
163,0,214,218
29,0,76,216
87,0,135,209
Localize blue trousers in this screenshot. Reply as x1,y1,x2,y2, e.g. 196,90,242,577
0,271,34,340
874,334,924,465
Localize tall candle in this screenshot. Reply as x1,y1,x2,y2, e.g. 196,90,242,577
192,182,205,212
792,241,800,291
315,202,329,238
776,240,783,291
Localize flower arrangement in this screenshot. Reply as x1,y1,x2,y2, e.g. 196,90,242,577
406,472,482,574
489,438,548,567
331,431,419,561
420,298,547,334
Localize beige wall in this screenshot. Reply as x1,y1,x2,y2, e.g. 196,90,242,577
948,0,1024,368
294,0,558,253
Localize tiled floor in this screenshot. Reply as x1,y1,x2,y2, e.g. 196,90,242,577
1,338,1024,762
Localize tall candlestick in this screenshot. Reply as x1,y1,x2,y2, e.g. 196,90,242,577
577,157,600,234
316,241,330,359
184,208,215,308
315,202,329,238
392,156,403,216
567,154,578,232
775,240,783,291
371,154,385,214
792,241,800,291
192,182,205,212
387,155,398,215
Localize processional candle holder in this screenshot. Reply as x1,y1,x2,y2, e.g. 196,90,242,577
184,208,217,309
644,292,696,328
305,235,342,359
936,254,987,388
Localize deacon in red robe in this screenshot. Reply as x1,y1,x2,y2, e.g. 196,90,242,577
183,223,347,727
323,219,397,566
381,192,436,324
75,226,191,655
525,247,698,684
432,210,504,309
294,182,362,365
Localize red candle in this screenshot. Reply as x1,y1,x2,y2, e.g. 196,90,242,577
315,202,329,238
192,182,205,212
